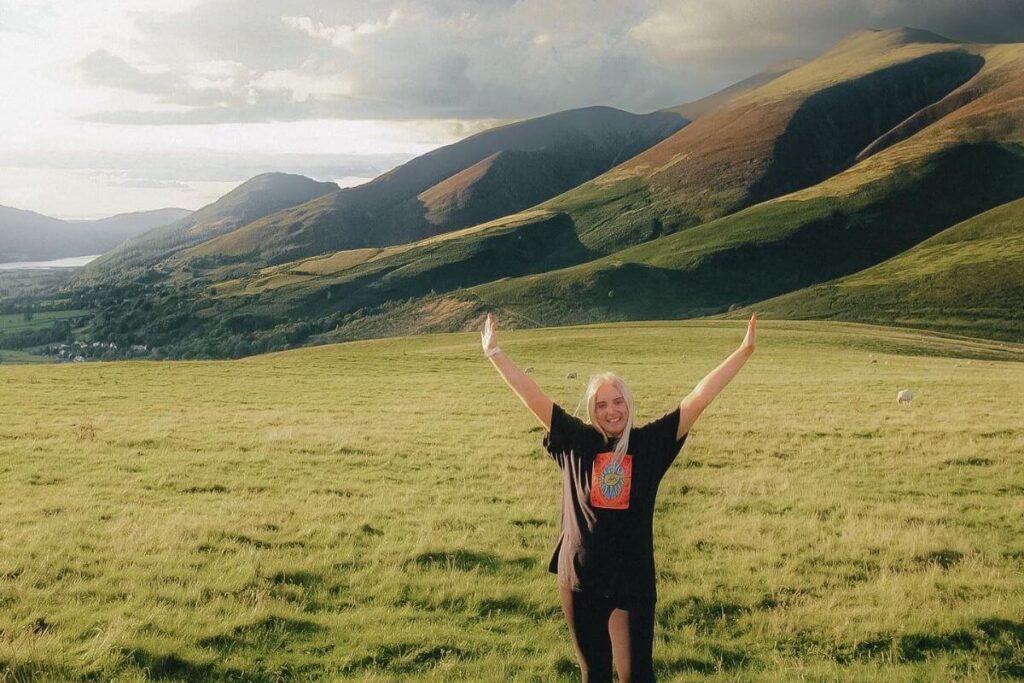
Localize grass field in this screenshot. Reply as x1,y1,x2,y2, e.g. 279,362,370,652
0,310,89,335
0,349,55,364
1,320,1022,681
0,270,78,305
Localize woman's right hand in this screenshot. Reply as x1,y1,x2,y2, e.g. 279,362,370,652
481,312,499,355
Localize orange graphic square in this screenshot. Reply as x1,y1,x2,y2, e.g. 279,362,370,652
591,452,632,509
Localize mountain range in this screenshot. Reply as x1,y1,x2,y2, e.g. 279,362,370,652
67,28,1024,358
0,206,190,262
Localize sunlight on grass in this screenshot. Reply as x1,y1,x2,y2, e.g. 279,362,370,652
1,320,1022,681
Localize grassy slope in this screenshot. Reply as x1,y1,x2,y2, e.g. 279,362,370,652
205,210,591,321
725,197,1024,341
440,40,1024,340
67,30,1024,356
214,32,1010,324
183,31,1010,348
660,59,804,122
532,29,984,254
1,321,1023,682
183,108,684,267
416,145,631,231
0,309,89,334
80,174,338,284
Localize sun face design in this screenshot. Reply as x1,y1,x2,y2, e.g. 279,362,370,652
599,462,626,499
591,452,632,509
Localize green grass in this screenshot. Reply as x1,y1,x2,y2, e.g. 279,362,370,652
0,349,54,364
734,196,1024,341
0,309,89,334
1,320,1023,681
457,141,1024,341
0,270,78,303
63,37,1024,358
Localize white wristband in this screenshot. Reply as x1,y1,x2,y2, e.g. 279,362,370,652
485,347,502,358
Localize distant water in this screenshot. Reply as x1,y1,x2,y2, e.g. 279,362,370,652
0,254,101,270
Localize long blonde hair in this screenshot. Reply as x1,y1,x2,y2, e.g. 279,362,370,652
576,371,634,462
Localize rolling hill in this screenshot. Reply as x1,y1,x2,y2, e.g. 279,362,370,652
0,206,190,262
332,29,1021,338
79,173,338,283
661,59,805,122
530,29,987,254
180,107,686,268
72,28,1024,358
726,196,1024,341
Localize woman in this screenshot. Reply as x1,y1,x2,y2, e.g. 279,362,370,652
482,312,756,682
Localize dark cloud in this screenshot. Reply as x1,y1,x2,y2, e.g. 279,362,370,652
634,0,1024,80
71,0,1024,125
872,0,1024,44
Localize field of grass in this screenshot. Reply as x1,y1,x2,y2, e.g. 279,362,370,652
1,320,1022,682
0,270,78,304
0,349,55,364
0,309,89,335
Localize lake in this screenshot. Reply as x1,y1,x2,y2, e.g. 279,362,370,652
0,254,101,270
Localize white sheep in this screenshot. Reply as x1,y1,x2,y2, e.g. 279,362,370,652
897,389,914,405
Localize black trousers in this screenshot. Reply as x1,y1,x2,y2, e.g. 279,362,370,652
559,584,657,683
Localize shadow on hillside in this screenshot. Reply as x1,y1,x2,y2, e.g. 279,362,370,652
752,51,985,202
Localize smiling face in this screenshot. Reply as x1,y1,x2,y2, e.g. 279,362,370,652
593,382,629,438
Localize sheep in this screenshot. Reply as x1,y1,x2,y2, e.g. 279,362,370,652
897,389,914,405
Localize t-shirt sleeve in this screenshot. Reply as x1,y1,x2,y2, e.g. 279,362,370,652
639,407,687,472
543,403,589,468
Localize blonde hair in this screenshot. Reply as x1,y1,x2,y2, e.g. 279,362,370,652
577,371,634,462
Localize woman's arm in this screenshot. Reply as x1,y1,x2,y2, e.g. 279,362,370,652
677,313,757,439
482,313,554,430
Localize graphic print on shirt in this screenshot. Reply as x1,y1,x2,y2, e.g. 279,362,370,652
591,452,633,509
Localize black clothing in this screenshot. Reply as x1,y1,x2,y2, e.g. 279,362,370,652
559,584,656,683
544,403,687,603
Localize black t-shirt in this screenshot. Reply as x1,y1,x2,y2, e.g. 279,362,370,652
543,403,687,602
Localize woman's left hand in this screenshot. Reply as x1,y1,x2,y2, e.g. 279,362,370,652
481,312,499,355
741,312,757,352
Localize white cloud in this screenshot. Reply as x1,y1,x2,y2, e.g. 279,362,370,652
182,60,251,91
253,69,356,101
282,10,401,52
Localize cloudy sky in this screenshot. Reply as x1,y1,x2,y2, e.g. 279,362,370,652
1,0,1021,218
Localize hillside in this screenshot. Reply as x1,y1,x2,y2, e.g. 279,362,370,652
79,173,338,282
69,29,1024,358
182,107,685,267
725,197,1024,341
661,58,805,122
520,28,986,254
0,207,68,261
271,30,1024,345
0,206,189,262
394,32,1024,339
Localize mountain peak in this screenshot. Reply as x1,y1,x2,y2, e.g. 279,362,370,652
233,172,336,192
829,27,956,54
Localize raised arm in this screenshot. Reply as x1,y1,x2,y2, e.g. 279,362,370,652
677,313,757,439
482,313,554,430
